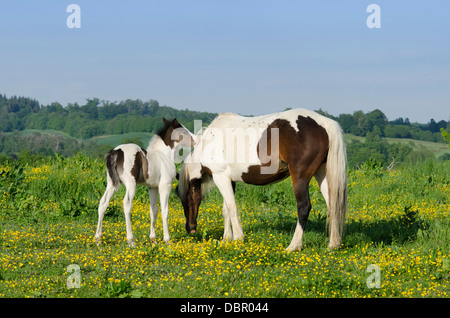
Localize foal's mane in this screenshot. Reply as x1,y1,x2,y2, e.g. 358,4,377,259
156,118,181,139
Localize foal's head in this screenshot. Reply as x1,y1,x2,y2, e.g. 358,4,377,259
158,117,196,150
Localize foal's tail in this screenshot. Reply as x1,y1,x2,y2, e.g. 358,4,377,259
105,148,124,188
325,120,347,249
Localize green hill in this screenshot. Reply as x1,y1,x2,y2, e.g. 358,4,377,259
345,134,450,159
0,94,449,164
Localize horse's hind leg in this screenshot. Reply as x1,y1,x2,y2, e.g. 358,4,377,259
286,178,311,252
148,187,159,243
123,181,137,247
95,180,117,245
314,164,329,207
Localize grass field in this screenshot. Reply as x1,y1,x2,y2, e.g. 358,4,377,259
0,155,449,298
89,132,153,147
18,129,154,147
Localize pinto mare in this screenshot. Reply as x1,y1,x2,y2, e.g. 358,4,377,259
177,109,347,251
95,118,195,247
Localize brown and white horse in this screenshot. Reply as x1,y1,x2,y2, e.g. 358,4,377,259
177,108,347,251
95,118,195,247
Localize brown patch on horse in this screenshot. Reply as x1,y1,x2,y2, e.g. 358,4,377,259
241,116,329,185
240,119,291,185
289,116,329,179
131,148,149,183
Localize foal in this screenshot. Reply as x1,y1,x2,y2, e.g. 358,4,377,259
95,118,195,246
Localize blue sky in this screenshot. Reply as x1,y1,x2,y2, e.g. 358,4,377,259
1,1,449,122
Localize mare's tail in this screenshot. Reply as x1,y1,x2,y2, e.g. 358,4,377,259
325,120,347,249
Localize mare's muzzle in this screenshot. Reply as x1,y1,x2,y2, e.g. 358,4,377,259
185,222,197,234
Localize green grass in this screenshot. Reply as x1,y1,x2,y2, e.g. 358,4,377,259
0,157,449,298
19,129,77,139
17,129,154,148
383,137,450,158
89,132,153,147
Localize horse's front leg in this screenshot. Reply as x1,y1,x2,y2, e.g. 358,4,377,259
213,175,243,241
148,187,159,243
158,183,172,243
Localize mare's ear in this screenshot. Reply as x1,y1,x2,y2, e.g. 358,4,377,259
163,117,169,125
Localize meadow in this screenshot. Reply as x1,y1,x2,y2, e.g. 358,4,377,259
0,154,449,298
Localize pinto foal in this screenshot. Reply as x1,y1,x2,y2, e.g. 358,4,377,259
95,118,195,246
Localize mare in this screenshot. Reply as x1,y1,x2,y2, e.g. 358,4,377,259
176,109,347,251
95,118,195,247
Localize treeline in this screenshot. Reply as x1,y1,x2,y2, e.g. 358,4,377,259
2,94,448,141
1,94,449,166
315,108,450,167
317,108,449,143
0,95,217,139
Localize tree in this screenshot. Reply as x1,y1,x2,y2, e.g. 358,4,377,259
82,98,99,120
437,120,448,131
384,124,412,139
338,113,354,133
441,128,450,149
428,119,439,133
351,111,369,136
46,102,65,113
390,117,405,125
67,102,81,113
367,109,388,132
368,126,383,140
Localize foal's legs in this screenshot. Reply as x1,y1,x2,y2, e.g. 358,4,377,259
122,180,137,247
95,180,118,245
148,187,159,243
158,183,172,243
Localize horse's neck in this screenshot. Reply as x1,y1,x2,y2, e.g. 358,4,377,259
147,136,176,162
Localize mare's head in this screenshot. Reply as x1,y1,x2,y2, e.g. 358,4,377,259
159,118,196,150
176,154,211,234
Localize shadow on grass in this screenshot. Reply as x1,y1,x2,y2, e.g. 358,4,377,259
306,207,428,247
228,206,428,248
185,205,429,250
